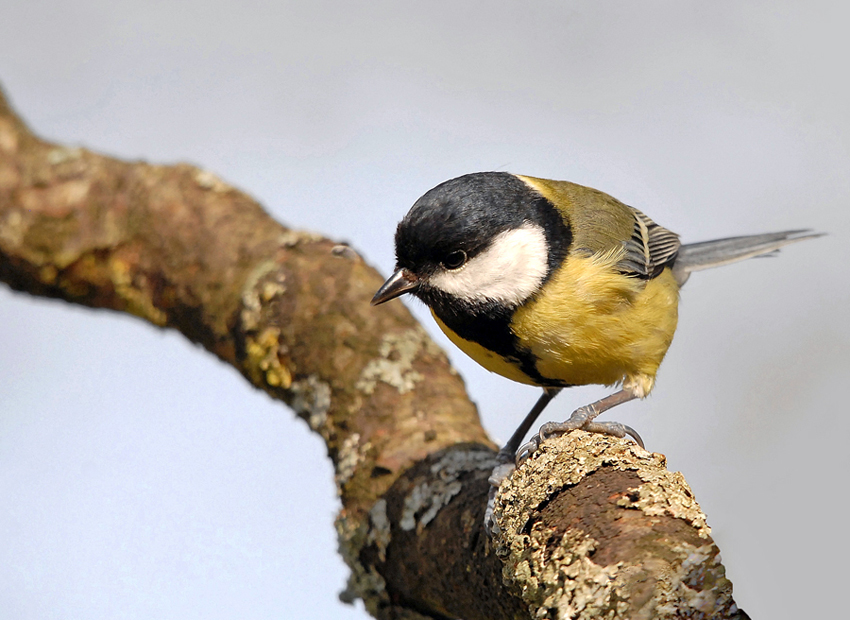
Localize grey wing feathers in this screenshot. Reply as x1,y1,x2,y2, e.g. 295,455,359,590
617,207,681,279
671,229,823,286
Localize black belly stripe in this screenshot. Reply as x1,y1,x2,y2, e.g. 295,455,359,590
429,297,567,388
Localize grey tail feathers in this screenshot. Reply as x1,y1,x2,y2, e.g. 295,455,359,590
671,229,823,286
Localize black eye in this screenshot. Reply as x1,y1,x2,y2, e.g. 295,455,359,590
442,250,467,270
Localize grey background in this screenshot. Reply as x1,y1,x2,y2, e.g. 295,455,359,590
1,1,847,618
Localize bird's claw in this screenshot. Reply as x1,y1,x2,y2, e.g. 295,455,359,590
514,408,645,467
619,424,645,448
515,435,540,468
583,420,645,448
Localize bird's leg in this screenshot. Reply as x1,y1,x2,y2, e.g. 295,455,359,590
495,388,562,464
516,387,643,466
485,387,561,534
490,387,561,484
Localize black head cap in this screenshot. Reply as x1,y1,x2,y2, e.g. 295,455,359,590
394,172,570,279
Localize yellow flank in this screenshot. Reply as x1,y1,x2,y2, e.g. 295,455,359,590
512,249,680,397
432,311,541,386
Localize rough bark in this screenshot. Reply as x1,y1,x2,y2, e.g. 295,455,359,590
0,84,748,619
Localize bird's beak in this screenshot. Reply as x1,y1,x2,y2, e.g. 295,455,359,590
371,268,420,305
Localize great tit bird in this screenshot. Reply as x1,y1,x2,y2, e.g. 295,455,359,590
371,172,819,467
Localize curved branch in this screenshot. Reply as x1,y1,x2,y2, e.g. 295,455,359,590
0,84,747,619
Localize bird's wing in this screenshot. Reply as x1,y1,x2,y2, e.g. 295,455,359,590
616,207,681,279
513,175,680,279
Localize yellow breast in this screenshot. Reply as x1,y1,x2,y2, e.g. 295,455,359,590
512,250,680,396
430,249,680,396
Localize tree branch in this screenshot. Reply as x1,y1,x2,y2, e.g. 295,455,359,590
0,84,747,619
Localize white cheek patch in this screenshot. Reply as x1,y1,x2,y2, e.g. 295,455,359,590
429,223,549,307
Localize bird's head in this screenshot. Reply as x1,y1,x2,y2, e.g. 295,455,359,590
371,172,571,315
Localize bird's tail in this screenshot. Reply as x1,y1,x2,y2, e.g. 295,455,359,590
672,230,823,285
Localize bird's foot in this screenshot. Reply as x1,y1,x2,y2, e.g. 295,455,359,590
515,406,644,467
